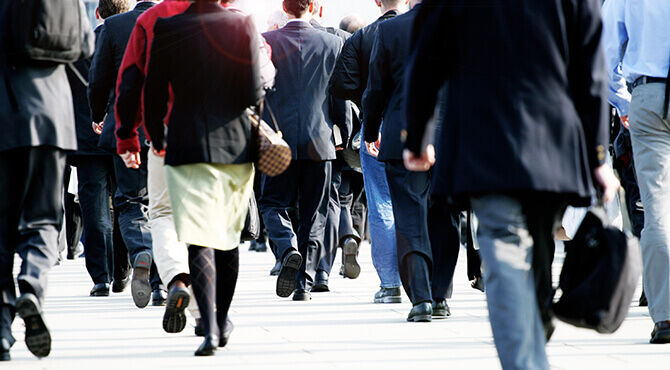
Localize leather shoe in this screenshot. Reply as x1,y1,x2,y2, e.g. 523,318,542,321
90,283,110,297
270,260,281,276
131,252,152,308
342,237,361,279
194,318,205,337
407,302,432,322
432,299,451,319
112,276,130,293
219,317,234,347
0,337,10,361
16,293,51,358
292,289,312,301
640,290,648,307
651,321,670,344
194,335,219,356
276,251,302,298
374,287,401,304
152,289,168,306
162,282,190,333
311,270,329,292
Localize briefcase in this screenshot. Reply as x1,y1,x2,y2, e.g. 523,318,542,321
553,206,641,334
248,102,291,177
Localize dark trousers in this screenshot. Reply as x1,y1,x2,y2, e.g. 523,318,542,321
385,160,432,304
339,168,363,243
111,151,160,289
261,160,331,290
63,165,83,255
0,147,65,343
465,210,483,281
615,159,645,238
427,196,462,300
348,171,367,240
76,155,131,285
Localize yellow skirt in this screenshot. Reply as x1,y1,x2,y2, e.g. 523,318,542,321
165,162,254,251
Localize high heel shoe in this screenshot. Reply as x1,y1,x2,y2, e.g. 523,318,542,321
194,335,219,356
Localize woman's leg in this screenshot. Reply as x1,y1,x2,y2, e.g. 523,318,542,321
214,248,239,346
188,245,218,339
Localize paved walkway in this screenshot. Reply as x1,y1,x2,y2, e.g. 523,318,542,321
9,243,670,369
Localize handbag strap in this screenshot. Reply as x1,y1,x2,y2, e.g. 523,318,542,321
260,100,281,134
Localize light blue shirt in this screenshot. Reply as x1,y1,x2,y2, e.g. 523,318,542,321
602,0,670,116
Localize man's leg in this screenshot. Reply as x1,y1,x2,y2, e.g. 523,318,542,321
629,83,670,330
318,162,341,278
472,194,549,370
428,196,461,301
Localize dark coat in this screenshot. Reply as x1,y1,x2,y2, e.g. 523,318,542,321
262,21,346,161
362,6,419,161
0,0,95,152
329,10,398,108
404,0,609,205
144,2,264,166
88,1,154,152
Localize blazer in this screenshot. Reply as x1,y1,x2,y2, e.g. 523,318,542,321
404,0,609,205
88,1,154,151
0,0,94,152
362,6,419,161
262,21,346,161
144,2,264,166
329,10,398,108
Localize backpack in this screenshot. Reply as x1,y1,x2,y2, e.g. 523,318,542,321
5,0,90,65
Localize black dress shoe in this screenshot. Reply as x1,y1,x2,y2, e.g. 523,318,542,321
219,317,234,347
16,293,51,358
640,290,648,307
270,260,281,276
67,242,83,260
162,282,190,333
254,241,268,252
276,251,302,298
152,289,168,307
0,337,10,361
311,270,329,292
194,335,219,356
90,283,110,297
374,287,401,304
194,319,205,337
651,321,670,344
407,302,432,322
112,276,130,293
292,289,312,301
131,252,152,308
432,299,451,319
342,238,361,279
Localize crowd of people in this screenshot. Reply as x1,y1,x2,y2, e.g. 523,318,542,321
0,0,668,368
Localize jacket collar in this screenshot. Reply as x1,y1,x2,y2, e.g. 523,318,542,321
184,1,225,14
283,19,313,30
134,1,155,11
379,9,399,20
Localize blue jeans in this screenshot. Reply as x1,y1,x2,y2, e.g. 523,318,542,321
360,142,400,288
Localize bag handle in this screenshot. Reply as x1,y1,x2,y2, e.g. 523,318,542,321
67,63,88,87
258,99,282,137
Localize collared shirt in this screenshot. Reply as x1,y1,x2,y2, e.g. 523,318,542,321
602,0,670,116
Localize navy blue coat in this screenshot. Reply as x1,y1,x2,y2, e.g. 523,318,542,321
404,0,609,205
262,21,347,161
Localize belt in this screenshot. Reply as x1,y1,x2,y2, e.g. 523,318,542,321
632,76,667,89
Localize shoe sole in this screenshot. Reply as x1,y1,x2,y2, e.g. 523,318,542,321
292,294,312,301
407,315,433,322
343,241,361,279
276,253,302,298
432,310,450,319
90,291,110,297
163,289,190,333
651,329,670,344
131,253,152,308
311,284,329,292
16,296,51,358
374,296,402,304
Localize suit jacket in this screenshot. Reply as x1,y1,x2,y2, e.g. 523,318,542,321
329,10,398,108
0,0,94,152
362,6,419,161
88,1,154,152
144,2,264,166
262,21,345,161
404,0,609,205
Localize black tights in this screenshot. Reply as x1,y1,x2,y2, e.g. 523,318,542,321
188,245,239,339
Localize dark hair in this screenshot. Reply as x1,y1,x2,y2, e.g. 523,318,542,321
97,0,130,19
283,0,312,18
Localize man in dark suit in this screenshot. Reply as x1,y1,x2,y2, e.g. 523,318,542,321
363,0,454,322
0,0,94,361
404,0,620,367
68,0,132,298
260,0,348,301
88,0,164,308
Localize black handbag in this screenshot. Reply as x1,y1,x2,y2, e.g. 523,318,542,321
553,206,641,334
240,190,260,242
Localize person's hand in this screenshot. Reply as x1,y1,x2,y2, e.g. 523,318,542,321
593,163,620,203
620,115,629,130
152,147,166,157
119,151,141,169
365,141,379,157
336,145,344,151
92,122,104,135
403,145,435,172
